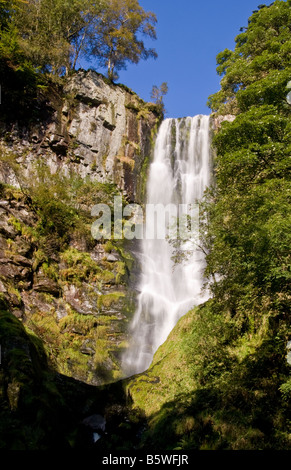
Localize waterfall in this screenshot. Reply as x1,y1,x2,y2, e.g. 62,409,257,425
122,115,211,376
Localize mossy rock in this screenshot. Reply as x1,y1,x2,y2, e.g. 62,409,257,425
0,310,73,449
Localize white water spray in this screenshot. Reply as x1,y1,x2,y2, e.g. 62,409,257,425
122,115,211,376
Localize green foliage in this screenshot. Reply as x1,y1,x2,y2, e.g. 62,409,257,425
2,155,120,252
127,302,291,450
24,166,80,251
207,0,291,115
88,0,157,80
280,378,291,401
0,0,11,30
195,1,291,448
150,82,168,114
0,309,73,449
0,1,158,126
0,0,157,81
0,2,49,122
203,117,290,322
60,247,102,283
8,0,103,74
0,43,47,123
201,1,291,329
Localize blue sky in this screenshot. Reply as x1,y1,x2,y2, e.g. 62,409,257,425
105,0,274,119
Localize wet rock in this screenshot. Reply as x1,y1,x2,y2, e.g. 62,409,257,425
0,70,161,202
63,284,95,315
55,302,68,321
82,414,106,432
69,235,90,252
7,380,21,411
287,341,291,365
106,252,120,262
8,254,32,267
80,339,95,356
0,236,8,251
90,245,106,262
0,262,31,281
0,220,17,238
49,134,69,156
0,279,7,293
212,114,236,131
33,276,61,296
21,290,57,316
0,71,147,386
13,237,32,257
7,290,23,308
12,309,23,319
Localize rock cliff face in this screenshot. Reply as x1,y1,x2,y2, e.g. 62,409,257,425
0,182,137,385
211,113,236,131
0,71,162,386
0,69,162,202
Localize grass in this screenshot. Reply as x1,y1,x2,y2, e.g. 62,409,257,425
124,300,291,450
98,292,125,310
126,309,197,418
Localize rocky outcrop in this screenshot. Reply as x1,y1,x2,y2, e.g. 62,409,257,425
0,70,162,386
0,187,137,385
211,113,236,131
0,69,162,203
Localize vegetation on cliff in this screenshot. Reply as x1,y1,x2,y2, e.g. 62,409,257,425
0,306,77,449
202,0,290,354
0,304,136,450
0,171,136,387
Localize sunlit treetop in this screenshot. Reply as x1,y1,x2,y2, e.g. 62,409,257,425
0,0,157,79
208,0,291,115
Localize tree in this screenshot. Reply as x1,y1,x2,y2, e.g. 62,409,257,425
151,82,168,113
11,0,104,75
207,0,291,115
88,0,157,80
0,0,157,79
203,0,291,326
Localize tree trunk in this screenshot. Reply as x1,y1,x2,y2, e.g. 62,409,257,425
72,29,87,71
107,58,112,79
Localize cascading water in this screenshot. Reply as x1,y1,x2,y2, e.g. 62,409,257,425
122,115,211,376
